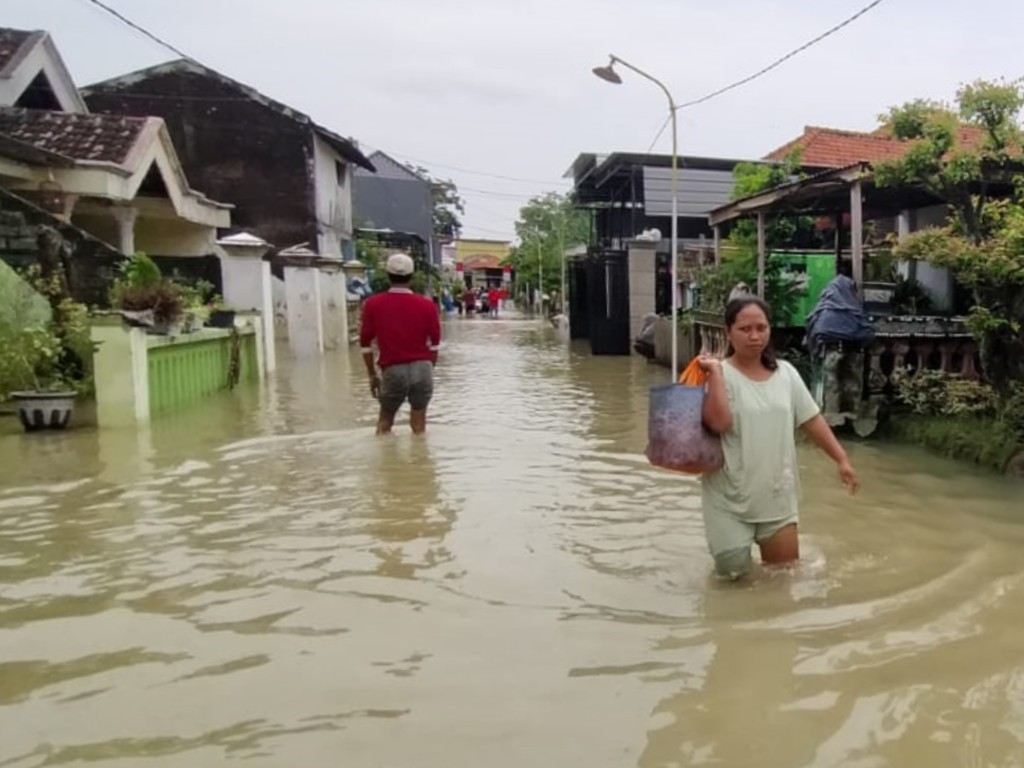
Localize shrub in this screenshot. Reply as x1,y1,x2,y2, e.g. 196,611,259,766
897,370,999,418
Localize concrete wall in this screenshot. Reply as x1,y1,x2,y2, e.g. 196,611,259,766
86,70,318,251
627,242,657,343
312,134,353,257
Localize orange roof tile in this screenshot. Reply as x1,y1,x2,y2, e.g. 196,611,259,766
764,124,990,168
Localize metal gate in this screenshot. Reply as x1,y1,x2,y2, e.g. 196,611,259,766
586,250,630,355
567,258,589,340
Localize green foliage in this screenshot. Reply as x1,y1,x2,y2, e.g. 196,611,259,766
880,79,1024,388
889,269,933,315
355,237,434,295
696,249,801,323
120,251,162,289
508,191,590,296
405,164,466,238
699,150,823,323
887,414,1021,473
897,369,999,418
0,266,92,399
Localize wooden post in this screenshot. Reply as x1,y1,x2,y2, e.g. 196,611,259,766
850,179,864,289
756,212,766,298
713,225,721,267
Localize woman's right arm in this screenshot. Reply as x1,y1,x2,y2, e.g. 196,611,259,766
700,358,732,434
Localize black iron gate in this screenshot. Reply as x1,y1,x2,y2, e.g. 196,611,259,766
567,258,589,340
585,250,630,355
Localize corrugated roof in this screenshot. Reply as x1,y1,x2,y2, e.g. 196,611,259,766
0,107,148,164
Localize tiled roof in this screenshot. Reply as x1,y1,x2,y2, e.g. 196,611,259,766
0,107,148,165
0,28,37,75
764,124,989,168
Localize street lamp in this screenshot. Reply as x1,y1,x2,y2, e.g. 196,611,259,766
593,54,680,377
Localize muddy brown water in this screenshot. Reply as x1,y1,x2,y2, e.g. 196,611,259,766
1,316,1023,767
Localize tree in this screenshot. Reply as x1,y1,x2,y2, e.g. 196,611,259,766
406,164,466,238
506,192,591,299
698,151,823,322
878,78,1024,387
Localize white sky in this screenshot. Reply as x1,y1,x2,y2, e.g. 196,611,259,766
6,0,1023,241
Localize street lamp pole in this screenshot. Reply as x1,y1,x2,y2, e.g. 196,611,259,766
593,55,680,377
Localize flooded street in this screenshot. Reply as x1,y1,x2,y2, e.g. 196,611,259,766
2,315,1024,767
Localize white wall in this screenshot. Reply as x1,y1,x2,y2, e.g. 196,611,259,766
312,134,354,258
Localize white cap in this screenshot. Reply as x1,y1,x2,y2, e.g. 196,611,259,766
386,252,415,276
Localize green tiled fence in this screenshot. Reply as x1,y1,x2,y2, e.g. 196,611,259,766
147,329,259,417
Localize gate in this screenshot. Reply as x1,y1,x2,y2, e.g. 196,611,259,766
586,250,630,355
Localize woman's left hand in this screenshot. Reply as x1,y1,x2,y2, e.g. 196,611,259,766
838,459,859,495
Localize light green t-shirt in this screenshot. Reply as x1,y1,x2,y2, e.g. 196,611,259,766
701,359,820,523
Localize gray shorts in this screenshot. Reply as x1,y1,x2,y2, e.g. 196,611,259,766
704,511,798,580
379,360,434,414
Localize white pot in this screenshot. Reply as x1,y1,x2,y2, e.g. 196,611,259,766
11,391,76,432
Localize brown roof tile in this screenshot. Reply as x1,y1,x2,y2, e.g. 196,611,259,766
0,107,148,165
0,28,35,74
764,124,990,168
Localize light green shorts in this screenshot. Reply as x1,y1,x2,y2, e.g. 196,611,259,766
703,510,798,580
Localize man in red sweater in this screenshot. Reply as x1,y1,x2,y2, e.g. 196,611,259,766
360,253,442,435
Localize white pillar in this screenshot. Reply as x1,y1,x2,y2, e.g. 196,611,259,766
281,249,324,358
318,259,349,350
627,240,657,344
111,205,137,256
217,232,276,374
850,179,864,289
91,316,150,427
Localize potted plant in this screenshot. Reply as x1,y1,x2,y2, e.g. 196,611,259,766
110,253,186,335
0,270,91,432
206,295,237,328
175,278,215,332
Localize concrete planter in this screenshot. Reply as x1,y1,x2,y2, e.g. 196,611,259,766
10,391,76,432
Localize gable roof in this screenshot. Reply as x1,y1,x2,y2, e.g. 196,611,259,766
0,28,38,75
358,150,426,181
764,124,989,168
0,27,86,113
0,107,148,164
83,59,375,172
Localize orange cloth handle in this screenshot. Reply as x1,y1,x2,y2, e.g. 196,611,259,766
678,357,708,386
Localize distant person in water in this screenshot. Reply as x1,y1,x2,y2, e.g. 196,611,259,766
698,295,859,580
359,253,441,435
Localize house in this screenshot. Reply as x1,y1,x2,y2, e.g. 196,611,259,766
454,238,511,289
754,124,991,312
83,60,376,260
565,152,766,353
353,150,437,263
0,29,232,286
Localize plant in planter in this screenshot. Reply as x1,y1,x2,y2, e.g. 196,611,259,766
109,253,185,335
205,294,237,329
0,264,92,432
174,278,215,332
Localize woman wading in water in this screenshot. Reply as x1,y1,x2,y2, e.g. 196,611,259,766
699,296,859,580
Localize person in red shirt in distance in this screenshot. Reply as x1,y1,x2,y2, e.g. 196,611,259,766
359,253,442,435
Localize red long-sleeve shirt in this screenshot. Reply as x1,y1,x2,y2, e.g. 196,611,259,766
359,288,441,369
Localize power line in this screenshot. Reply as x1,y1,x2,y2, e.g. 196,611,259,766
640,0,888,153
80,0,196,62
677,0,888,110
387,150,570,187
79,1,570,191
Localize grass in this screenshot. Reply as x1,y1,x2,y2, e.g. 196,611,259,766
882,414,1023,474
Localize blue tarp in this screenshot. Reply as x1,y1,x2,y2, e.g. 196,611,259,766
805,275,874,354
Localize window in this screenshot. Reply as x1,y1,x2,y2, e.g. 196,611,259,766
335,160,348,187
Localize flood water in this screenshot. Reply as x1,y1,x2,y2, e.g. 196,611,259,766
2,314,1023,767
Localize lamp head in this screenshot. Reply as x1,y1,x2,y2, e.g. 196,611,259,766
592,59,622,85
